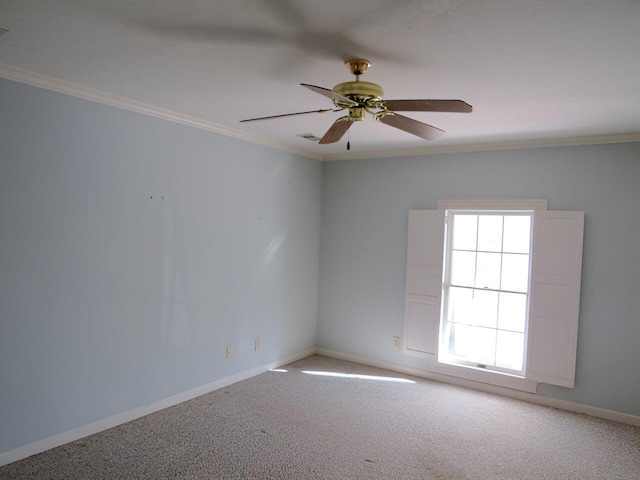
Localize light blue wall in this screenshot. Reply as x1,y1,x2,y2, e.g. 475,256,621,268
0,78,322,454
2,75,639,458
318,144,640,416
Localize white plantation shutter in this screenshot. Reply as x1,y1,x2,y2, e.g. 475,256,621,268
403,210,445,358
526,211,584,388
404,207,584,389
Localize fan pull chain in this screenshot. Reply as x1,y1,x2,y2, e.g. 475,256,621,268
347,129,351,150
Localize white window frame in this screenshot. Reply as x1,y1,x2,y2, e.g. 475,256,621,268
440,209,533,376
403,200,584,393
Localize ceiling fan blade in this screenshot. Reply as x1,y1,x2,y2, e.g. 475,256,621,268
319,118,354,144
378,113,445,141
301,84,358,106
383,99,472,113
240,109,334,123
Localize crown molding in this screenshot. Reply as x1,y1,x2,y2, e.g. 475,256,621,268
322,133,640,161
0,63,323,161
3,63,639,163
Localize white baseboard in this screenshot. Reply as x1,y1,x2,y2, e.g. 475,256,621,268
6,346,636,468
316,348,640,427
0,347,316,468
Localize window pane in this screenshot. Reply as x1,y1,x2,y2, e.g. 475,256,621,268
471,326,497,366
447,324,496,366
495,330,524,371
477,215,503,252
498,292,527,332
450,250,476,287
501,253,530,292
446,322,469,358
475,252,501,289
503,216,531,254
448,287,474,325
442,210,533,375
471,289,498,328
452,214,477,250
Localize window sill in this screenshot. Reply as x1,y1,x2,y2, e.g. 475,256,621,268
431,360,538,393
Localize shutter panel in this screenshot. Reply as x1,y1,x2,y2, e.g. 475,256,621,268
403,210,445,358
526,211,584,388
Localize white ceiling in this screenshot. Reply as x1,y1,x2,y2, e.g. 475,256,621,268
1,0,639,160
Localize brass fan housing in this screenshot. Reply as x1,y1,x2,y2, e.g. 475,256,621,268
332,81,384,100
332,58,384,102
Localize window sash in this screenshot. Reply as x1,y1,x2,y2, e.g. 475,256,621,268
441,211,532,375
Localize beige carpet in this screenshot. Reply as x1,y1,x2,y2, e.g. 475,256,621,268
1,355,639,479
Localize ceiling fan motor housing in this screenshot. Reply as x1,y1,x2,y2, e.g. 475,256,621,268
332,81,385,121
333,59,385,120
332,81,384,102
334,59,383,100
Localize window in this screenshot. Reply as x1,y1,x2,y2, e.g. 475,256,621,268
403,201,584,391
441,211,532,375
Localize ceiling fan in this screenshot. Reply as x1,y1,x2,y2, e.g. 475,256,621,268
240,58,472,145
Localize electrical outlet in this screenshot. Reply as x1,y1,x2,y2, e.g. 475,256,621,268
393,336,401,349
255,338,261,351
226,346,233,359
